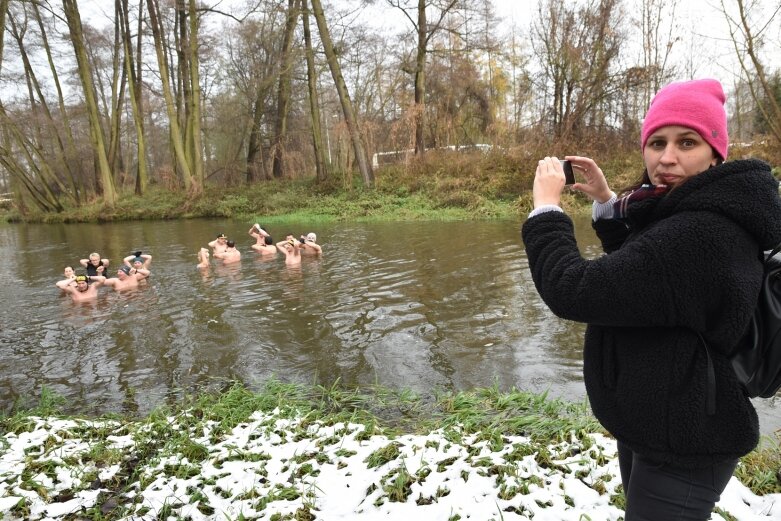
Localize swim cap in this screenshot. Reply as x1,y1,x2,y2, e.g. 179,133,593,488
132,256,144,264
119,266,132,275
217,233,227,239
306,233,317,242
74,275,88,283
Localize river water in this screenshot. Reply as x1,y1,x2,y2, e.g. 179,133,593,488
0,217,778,434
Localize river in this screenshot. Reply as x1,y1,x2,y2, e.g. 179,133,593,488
0,217,778,435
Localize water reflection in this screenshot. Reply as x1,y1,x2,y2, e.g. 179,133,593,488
0,217,777,434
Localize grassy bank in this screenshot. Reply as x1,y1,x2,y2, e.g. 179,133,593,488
0,382,779,520
1,147,640,225
4,141,780,225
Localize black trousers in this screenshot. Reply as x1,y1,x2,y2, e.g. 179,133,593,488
617,442,738,521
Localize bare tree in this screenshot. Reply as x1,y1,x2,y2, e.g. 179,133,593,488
310,0,374,187
302,0,328,181
637,0,679,106
531,0,627,139
387,0,461,155
721,0,781,145
271,0,301,179
147,0,201,193
63,0,118,207
118,0,149,194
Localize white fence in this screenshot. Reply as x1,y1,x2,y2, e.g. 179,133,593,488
371,144,494,169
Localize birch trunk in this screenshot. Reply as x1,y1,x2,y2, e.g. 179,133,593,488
310,0,374,187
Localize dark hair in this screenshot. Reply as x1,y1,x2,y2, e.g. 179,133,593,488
264,236,273,245
227,240,236,248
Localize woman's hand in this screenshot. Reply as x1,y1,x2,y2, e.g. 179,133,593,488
532,157,567,208
565,156,613,203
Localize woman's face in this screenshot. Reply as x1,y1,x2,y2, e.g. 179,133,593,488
643,125,718,187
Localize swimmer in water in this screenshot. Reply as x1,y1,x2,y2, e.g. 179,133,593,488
59,274,106,302
299,232,322,256
208,233,229,255
197,247,211,269
124,251,152,270
56,266,77,291
103,265,150,291
214,240,241,264
276,234,301,266
249,224,276,256
79,252,109,277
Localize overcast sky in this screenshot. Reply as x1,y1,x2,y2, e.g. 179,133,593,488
75,0,776,89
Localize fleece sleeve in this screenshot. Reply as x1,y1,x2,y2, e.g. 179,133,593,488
521,210,760,342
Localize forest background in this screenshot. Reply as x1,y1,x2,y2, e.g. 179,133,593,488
0,0,780,223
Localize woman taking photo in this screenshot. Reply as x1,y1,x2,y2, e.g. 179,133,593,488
521,79,781,519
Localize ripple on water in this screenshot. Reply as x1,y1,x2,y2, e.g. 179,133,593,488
1,219,778,434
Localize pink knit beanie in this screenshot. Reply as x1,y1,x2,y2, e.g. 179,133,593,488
641,79,728,160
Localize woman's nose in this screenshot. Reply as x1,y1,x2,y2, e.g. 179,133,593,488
660,144,677,164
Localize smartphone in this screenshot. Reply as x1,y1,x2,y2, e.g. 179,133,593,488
560,160,575,185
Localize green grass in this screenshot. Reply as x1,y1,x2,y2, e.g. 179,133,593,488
4,139,781,225
1,147,599,224
1,379,780,501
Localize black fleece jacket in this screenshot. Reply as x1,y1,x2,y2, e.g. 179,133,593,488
522,159,781,468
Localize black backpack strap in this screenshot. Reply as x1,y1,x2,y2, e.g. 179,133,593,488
697,332,717,416
765,243,781,263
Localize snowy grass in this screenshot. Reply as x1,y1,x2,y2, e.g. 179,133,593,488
0,381,779,520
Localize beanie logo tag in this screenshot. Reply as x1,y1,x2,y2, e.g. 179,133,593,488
712,130,719,138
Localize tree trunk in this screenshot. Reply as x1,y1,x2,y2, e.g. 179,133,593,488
187,0,204,191
9,14,77,203
302,0,327,182
31,2,83,203
730,0,781,144
310,0,374,188
119,0,149,195
246,59,278,183
62,0,117,207
147,0,196,192
413,0,426,155
108,3,128,178
246,90,266,183
272,0,300,179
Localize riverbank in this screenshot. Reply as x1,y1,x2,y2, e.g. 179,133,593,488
3,142,780,225
0,150,615,225
1,382,779,520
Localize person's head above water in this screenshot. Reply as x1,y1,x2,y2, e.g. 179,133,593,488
117,265,132,278
227,240,236,248
88,253,101,265
63,266,75,278
74,275,89,291
306,232,317,242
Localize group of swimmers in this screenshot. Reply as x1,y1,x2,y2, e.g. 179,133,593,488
197,224,322,269
56,252,154,302
55,225,322,302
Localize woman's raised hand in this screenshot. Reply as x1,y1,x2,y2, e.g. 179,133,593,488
566,156,613,203
532,156,567,209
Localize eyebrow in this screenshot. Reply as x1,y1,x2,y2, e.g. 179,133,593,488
650,130,700,139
